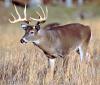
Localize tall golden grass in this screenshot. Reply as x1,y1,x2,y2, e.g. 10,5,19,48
0,18,100,85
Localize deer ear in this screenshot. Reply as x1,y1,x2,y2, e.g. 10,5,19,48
24,21,29,24
35,21,45,31
41,20,46,23
36,20,46,25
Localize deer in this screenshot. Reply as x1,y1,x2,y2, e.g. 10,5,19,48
9,5,91,73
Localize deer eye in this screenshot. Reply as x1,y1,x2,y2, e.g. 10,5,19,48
30,31,34,34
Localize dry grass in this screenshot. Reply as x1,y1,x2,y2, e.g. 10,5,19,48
0,19,100,85
0,4,100,85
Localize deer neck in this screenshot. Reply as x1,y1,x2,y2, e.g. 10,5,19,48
32,29,45,45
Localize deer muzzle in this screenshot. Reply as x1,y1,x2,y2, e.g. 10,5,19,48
20,38,28,44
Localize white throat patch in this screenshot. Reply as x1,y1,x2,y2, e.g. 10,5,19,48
33,40,40,44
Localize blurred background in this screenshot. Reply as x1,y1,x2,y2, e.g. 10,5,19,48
1,0,100,23
0,0,100,85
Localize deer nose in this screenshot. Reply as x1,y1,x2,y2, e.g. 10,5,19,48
20,39,27,44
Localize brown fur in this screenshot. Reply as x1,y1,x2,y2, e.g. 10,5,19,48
36,23,91,59
21,23,91,60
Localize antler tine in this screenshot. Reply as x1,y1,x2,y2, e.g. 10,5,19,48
9,13,16,23
30,6,48,22
39,6,46,18
11,13,16,20
35,11,42,19
24,4,27,19
14,5,21,19
45,6,48,19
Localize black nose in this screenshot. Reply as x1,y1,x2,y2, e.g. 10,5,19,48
20,39,26,44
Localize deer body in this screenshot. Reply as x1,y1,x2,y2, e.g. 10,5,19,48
9,5,91,73
31,23,91,60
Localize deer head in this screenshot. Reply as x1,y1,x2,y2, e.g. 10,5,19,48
9,5,48,44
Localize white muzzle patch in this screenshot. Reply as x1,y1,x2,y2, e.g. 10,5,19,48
22,38,28,43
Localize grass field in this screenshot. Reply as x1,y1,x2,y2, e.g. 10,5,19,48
0,3,100,85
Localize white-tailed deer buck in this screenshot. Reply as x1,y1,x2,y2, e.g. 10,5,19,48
9,5,91,71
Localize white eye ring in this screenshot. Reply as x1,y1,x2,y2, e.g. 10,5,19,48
21,24,27,28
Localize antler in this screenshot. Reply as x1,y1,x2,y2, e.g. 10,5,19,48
9,5,27,23
30,6,48,22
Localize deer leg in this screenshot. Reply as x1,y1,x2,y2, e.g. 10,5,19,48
47,58,55,81
78,42,88,61
48,58,55,71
